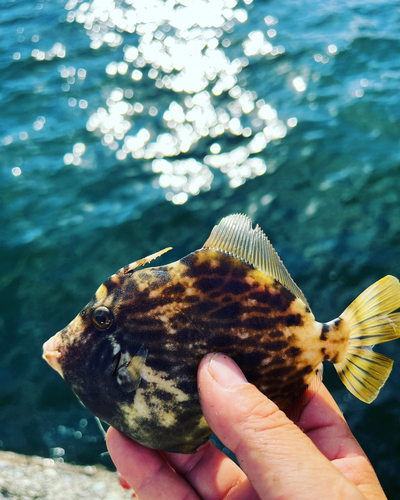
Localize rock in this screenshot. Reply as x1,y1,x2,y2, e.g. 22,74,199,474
0,451,135,500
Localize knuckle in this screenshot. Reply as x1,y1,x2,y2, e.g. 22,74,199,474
231,387,294,454
241,390,289,431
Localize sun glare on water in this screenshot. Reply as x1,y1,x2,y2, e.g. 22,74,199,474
63,0,289,204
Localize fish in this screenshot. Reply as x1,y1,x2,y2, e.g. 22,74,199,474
43,214,400,453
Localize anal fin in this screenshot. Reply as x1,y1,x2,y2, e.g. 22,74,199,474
285,364,323,423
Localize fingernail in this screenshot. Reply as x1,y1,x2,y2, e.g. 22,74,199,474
208,353,248,388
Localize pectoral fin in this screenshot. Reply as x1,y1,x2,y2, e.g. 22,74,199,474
116,345,149,393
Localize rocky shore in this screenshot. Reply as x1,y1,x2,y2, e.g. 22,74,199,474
0,451,134,500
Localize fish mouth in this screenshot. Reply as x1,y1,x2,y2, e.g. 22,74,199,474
43,333,65,378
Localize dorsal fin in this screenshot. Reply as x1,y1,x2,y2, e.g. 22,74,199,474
203,214,309,308
117,247,172,275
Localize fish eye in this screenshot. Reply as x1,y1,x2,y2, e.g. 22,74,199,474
92,306,114,330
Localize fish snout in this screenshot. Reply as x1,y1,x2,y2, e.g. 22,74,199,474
43,333,64,378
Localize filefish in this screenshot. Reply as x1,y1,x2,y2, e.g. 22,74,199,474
43,214,400,453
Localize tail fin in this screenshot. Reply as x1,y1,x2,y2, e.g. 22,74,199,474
334,275,400,403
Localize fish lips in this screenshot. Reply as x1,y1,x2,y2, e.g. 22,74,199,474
42,332,65,378
43,311,93,378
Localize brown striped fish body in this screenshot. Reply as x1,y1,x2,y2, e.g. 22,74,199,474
43,215,400,453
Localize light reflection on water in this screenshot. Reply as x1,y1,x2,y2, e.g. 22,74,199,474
65,0,292,204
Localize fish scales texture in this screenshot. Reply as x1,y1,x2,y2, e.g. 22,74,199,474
60,251,324,452
43,214,400,453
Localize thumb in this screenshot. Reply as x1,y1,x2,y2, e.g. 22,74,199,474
198,353,364,500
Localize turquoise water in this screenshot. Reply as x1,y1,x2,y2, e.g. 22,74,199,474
1,0,400,495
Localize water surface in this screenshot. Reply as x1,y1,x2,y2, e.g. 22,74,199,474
1,0,400,496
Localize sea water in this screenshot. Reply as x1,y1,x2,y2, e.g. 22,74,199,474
1,0,400,496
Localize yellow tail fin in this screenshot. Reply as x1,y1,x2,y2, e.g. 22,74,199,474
335,275,400,403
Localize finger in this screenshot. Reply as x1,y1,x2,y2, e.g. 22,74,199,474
198,353,365,500
298,383,366,459
163,439,259,500
106,427,201,500
116,470,132,490
298,384,386,499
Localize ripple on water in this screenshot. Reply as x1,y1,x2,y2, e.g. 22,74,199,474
62,0,289,204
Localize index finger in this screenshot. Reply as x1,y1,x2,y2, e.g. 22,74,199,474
297,384,386,499
106,427,201,500
107,427,259,500
297,383,360,459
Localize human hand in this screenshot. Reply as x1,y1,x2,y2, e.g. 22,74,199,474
106,353,387,500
